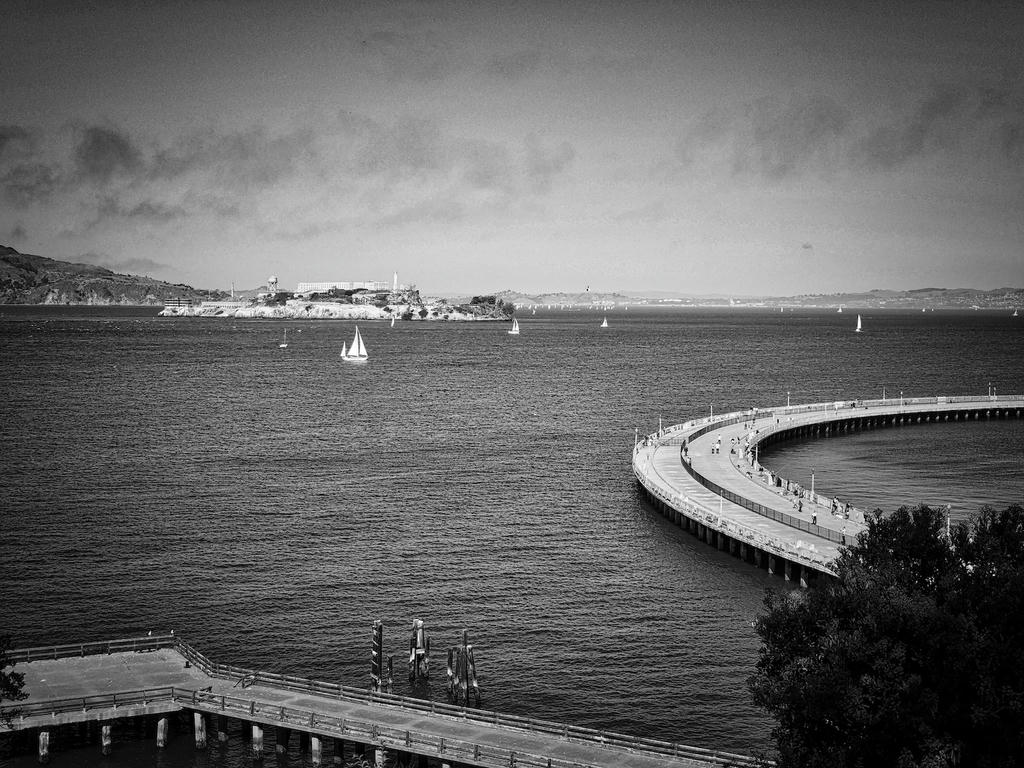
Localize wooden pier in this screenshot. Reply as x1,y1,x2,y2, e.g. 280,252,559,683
634,394,1024,584
1,635,762,767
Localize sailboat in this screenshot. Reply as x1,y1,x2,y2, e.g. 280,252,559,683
600,316,608,328
855,314,862,333
339,342,347,357
341,326,368,361
1014,308,1019,317
391,317,395,327
531,308,536,315
508,317,520,335
278,329,289,348
837,306,843,313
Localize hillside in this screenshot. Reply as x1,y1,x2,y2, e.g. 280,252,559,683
0,246,227,305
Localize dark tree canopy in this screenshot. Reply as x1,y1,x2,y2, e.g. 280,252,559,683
750,504,1024,768
1,635,27,726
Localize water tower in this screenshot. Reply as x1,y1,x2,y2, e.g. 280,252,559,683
268,275,278,294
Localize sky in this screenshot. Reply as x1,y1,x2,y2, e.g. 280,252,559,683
2,0,1023,295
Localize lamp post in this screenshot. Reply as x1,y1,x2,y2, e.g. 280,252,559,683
882,386,886,401
710,403,713,419
988,382,992,398
810,470,815,501
787,391,790,407
900,390,903,408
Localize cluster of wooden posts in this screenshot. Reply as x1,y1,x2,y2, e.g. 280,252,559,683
371,620,480,707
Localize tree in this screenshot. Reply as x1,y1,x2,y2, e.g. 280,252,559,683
749,504,1024,768
1,635,27,727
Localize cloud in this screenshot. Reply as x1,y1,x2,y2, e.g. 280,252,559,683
802,242,814,250
680,85,1024,180
2,162,61,206
680,95,850,180
75,251,171,275
90,197,188,228
524,135,575,192
150,125,317,190
0,125,36,159
361,28,455,82
8,223,27,241
73,125,142,184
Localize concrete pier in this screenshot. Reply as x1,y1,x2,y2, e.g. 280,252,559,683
1,635,763,768
634,394,1023,580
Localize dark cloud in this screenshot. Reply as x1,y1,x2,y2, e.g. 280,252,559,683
150,125,317,189
89,197,188,228
679,95,851,179
2,162,60,206
854,86,965,169
524,135,574,192
0,125,36,159
73,125,142,183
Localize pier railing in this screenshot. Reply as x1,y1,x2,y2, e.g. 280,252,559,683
4,636,178,663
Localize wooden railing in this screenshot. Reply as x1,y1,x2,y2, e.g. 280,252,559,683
4,635,178,663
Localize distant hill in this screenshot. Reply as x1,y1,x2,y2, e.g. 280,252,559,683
0,246,228,305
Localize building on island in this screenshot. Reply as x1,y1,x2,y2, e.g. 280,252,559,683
296,280,390,293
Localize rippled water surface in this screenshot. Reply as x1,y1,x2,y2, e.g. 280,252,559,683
1,306,1021,766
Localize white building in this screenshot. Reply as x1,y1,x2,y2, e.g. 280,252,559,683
296,280,390,293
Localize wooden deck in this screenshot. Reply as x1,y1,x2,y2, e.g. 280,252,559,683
1,636,762,768
633,394,1023,579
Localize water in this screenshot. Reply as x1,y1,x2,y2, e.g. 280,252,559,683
1,306,1022,767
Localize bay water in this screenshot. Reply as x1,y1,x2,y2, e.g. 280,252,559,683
1,306,1021,766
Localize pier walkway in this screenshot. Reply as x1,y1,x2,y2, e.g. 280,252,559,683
633,395,1023,584
1,636,762,768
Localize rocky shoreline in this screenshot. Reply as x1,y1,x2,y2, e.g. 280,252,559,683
159,299,510,321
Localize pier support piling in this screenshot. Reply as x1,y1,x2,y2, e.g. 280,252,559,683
768,555,777,576
332,738,345,764
156,716,168,748
216,714,228,742
101,724,112,756
38,729,50,764
194,712,207,749
252,724,264,760
310,735,323,767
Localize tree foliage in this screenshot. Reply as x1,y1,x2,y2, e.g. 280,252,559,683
750,504,1024,768
1,635,27,726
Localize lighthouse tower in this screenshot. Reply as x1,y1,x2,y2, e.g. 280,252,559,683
392,271,398,293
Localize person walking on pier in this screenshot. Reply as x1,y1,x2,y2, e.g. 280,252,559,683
811,509,817,526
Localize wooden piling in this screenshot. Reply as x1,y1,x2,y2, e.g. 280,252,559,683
252,724,264,760
310,734,323,766
194,712,207,749
216,714,228,742
38,729,50,764
101,724,112,756
156,716,168,748
784,560,793,582
767,555,777,576
332,738,345,764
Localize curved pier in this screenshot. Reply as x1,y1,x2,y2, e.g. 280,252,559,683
633,395,1023,585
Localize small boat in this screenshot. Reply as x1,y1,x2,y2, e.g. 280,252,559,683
508,317,520,335
531,308,536,315
600,317,608,328
855,314,862,333
278,329,289,348
341,326,368,362
922,307,927,313
837,306,843,313
1014,308,1019,317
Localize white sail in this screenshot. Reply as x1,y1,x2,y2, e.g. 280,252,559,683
343,326,368,360
837,306,842,313
340,341,347,358
391,317,395,327
279,328,288,348
601,316,608,328
855,314,862,332
508,317,520,335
